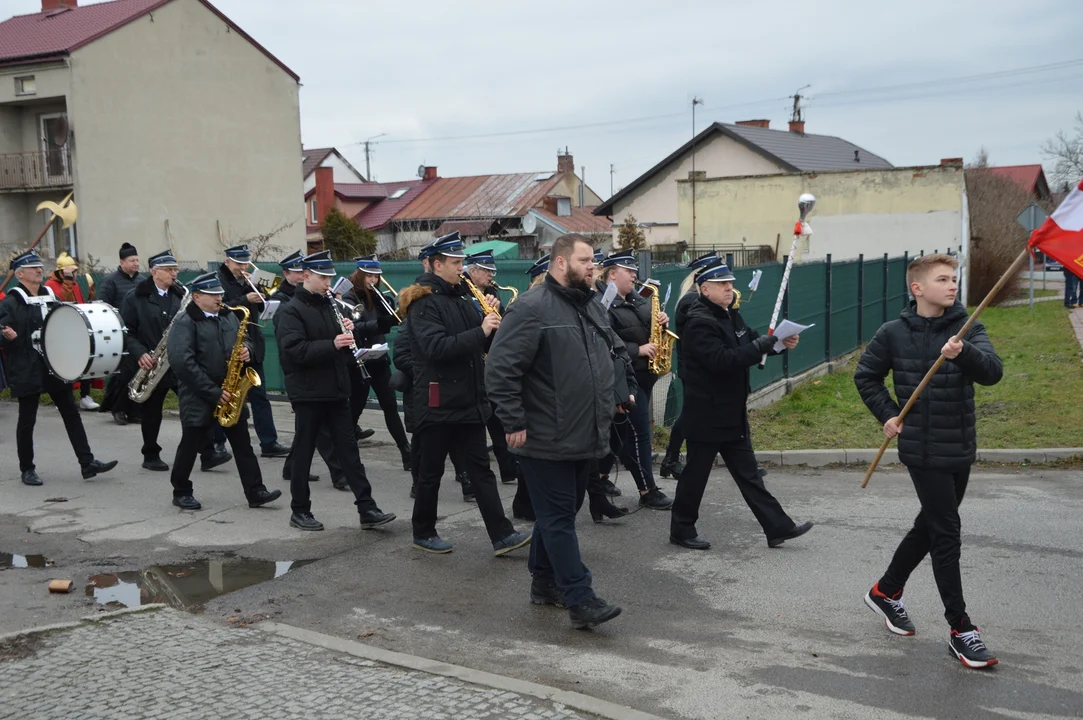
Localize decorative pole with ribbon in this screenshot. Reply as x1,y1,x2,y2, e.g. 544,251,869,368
760,193,815,369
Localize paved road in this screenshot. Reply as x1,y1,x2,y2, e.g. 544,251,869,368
2,401,1082,719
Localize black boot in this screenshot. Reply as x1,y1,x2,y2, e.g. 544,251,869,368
659,451,684,480
569,597,622,629
589,492,629,523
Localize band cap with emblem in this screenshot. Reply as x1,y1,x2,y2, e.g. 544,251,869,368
148,250,179,268
687,252,720,270
593,249,605,266
418,231,466,260
526,254,550,278
301,250,336,276
188,272,225,295
224,244,251,262
354,254,382,275
601,248,638,270
695,261,736,285
464,250,497,272
10,249,44,271
278,250,304,272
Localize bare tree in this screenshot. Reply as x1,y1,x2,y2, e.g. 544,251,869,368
217,218,299,262
1042,111,1083,192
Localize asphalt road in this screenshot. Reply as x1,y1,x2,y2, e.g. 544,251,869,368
2,400,1081,719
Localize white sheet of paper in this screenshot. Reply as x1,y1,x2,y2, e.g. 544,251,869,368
748,269,763,292
354,343,389,361
600,281,618,310
249,267,263,286
331,276,350,296
259,299,280,322
772,320,814,353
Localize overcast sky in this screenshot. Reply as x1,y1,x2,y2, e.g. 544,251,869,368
11,0,1083,195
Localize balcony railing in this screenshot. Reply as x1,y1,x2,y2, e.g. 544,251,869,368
0,148,73,190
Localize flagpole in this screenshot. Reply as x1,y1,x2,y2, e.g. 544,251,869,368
861,246,1030,488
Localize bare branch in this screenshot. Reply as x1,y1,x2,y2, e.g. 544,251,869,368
1041,111,1083,192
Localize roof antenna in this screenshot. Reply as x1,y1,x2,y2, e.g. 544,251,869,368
790,85,810,122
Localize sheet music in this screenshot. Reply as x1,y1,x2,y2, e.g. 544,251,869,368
748,269,763,292
354,343,389,361
771,320,814,353
259,299,280,322
600,282,618,310
331,276,351,296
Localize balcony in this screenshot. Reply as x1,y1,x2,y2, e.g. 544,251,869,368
0,148,73,192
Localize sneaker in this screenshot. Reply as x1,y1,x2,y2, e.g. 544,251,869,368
289,512,324,531
638,487,673,510
493,531,531,557
79,396,100,410
413,536,453,554
949,627,998,669
530,579,566,608
569,596,622,629
659,452,684,480
863,583,916,636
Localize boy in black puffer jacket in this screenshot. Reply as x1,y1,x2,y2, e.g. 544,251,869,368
855,253,1003,669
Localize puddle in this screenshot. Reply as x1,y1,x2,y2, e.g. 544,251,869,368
0,553,55,569
85,557,315,612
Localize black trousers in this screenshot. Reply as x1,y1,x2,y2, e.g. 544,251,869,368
672,437,795,541
519,456,593,607
246,361,279,449
102,363,139,419
285,423,345,484
356,363,409,448
16,379,93,472
291,400,378,515
412,422,514,543
879,468,971,628
666,413,685,456
348,366,372,427
170,408,265,500
136,379,174,460
485,404,518,481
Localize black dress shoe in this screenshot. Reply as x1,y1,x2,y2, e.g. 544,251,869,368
670,535,711,550
247,489,282,508
589,498,629,524
142,457,169,472
173,495,202,510
332,478,350,491
757,467,768,479
214,443,227,455
289,512,324,531
82,459,118,479
260,442,291,458
768,521,814,548
569,597,622,629
200,450,232,471
281,470,320,483
112,411,129,426
359,509,396,528
355,427,375,441
21,470,42,486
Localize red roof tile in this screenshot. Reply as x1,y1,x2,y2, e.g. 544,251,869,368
354,179,433,230
533,206,612,235
0,0,299,80
334,183,388,200
394,172,564,221
301,147,334,179
980,165,1048,197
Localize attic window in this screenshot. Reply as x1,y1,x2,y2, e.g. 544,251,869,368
389,188,408,199
15,76,35,96
556,197,572,217
535,173,554,182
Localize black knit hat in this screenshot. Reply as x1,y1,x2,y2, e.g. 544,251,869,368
119,242,138,260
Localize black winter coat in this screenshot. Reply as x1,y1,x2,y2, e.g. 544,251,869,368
402,273,491,428
673,290,697,380
98,267,143,308
120,279,186,387
0,284,62,397
275,286,353,403
855,302,1003,471
392,318,418,433
217,264,265,364
680,297,779,444
343,285,396,374
167,302,247,427
597,280,654,389
486,274,637,461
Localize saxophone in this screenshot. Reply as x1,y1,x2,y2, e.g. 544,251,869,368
213,305,262,428
128,287,192,402
463,276,500,317
639,280,679,376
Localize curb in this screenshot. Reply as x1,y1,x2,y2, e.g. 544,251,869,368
258,621,667,720
0,604,166,645
738,448,1083,468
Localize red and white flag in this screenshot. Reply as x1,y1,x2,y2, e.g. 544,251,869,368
1029,178,1083,280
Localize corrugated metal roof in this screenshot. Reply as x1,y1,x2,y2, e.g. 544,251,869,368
394,172,564,221
435,219,493,237
354,179,433,230
533,206,612,234
301,147,334,179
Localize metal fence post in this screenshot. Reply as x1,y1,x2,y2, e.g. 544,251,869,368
882,253,889,324
782,260,791,378
726,252,734,269
824,254,832,361
857,253,864,343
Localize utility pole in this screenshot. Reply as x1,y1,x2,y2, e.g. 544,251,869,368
691,96,704,257
363,133,387,180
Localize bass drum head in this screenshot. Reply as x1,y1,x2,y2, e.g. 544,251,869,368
41,304,92,382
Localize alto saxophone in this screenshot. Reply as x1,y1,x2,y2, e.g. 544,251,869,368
128,286,192,402
213,304,262,428
463,276,500,317
639,280,678,376
493,282,519,306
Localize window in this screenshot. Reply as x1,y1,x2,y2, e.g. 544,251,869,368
310,199,317,223
389,187,409,199
15,76,36,96
556,198,572,217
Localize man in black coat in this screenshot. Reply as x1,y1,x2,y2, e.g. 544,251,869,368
669,260,812,551
216,244,290,458
165,272,281,512
275,250,395,533
855,253,1003,669
402,232,529,556
0,250,117,486
98,242,144,424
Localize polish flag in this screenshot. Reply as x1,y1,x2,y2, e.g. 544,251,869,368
1029,178,1083,280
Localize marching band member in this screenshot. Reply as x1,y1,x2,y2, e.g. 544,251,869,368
44,252,97,409
121,250,186,471
275,250,396,532
400,232,529,555
98,242,144,424
0,250,117,486
165,273,281,511
669,261,812,550
527,254,550,289
217,244,290,458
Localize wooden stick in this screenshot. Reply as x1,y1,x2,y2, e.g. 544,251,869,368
861,247,1030,488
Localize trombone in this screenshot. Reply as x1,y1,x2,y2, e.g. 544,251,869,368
376,276,402,323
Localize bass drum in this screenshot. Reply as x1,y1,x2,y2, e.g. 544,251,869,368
41,302,125,383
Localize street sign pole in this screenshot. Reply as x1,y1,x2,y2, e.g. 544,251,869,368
1016,203,1050,310
1029,253,1035,308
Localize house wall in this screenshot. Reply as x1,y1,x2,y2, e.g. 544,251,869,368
66,0,304,265
302,153,364,194
552,173,603,208
0,62,70,107
677,165,966,262
608,133,786,247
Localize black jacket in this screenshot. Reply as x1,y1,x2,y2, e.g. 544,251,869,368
167,302,247,428
401,273,491,428
275,286,353,403
597,280,654,388
217,263,265,364
679,297,779,444
487,275,637,460
855,302,1003,470
343,285,397,373
98,267,143,309
673,290,698,380
120,278,186,365
0,284,60,397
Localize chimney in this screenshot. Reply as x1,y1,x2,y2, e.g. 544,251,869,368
788,120,805,134
423,166,438,181
736,119,770,129
41,0,77,10
557,148,574,174
314,167,334,226
688,170,707,182
940,157,963,167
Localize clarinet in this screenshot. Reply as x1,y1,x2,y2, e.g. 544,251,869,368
326,290,369,380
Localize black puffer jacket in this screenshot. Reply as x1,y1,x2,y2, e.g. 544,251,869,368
855,302,1003,471
275,286,353,403
597,280,654,389
217,264,265,364
98,267,142,308
343,284,397,374
120,279,186,375
0,284,61,397
167,302,248,428
402,273,491,428
673,290,698,380
391,317,417,433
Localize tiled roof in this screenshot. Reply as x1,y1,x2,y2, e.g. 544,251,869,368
334,183,388,200
533,206,612,234
979,165,1049,198
0,0,299,80
354,179,433,230
394,172,565,221
301,147,334,179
